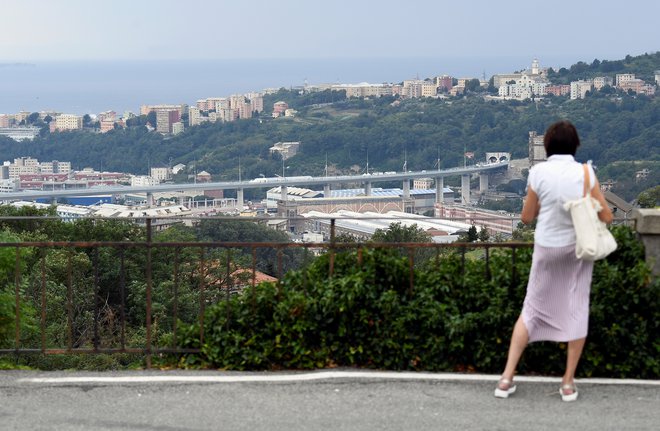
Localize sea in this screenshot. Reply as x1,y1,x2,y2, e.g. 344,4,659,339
0,56,579,115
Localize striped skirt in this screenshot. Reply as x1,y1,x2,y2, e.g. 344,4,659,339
521,243,594,343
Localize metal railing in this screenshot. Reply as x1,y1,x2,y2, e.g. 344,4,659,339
1,216,538,367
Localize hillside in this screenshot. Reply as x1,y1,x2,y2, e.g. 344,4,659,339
0,54,658,201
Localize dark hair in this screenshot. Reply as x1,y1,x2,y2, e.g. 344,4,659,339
543,120,580,157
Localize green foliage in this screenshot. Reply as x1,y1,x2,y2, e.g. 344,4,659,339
637,185,659,208
371,222,431,243
0,231,38,349
182,225,658,378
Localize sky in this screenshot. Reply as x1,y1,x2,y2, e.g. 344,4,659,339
1,0,659,64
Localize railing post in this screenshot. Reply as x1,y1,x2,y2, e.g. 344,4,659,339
145,218,153,368
408,247,414,295
67,250,73,352
120,247,126,352
14,246,21,354
172,247,180,351
198,247,206,346
40,249,46,353
329,218,336,277
93,247,100,352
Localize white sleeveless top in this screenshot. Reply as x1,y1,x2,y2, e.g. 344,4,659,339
527,154,596,247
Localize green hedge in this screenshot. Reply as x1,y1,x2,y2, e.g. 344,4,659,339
179,226,653,378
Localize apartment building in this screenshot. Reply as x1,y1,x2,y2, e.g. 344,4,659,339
413,178,434,189
150,167,171,182
335,83,392,98
8,157,40,179
140,104,188,117
97,111,116,122
545,85,571,96
40,160,71,174
238,102,253,119
100,119,121,133
247,93,264,113
172,122,184,135
0,114,13,127
156,109,181,134
54,114,83,131
570,80,593,100
435,75,453,92
421,81,438,97
402,80,424,98
618,79,656,96
593,76,613,90
615,73,636,87
219,108,236,122
131,175,159,187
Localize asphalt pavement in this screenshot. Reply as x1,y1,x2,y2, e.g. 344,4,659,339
0,370,658,430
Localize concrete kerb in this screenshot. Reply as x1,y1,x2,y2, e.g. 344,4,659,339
17,370,660,386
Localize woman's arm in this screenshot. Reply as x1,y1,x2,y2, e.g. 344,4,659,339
521,187,540,225
591,181,614,224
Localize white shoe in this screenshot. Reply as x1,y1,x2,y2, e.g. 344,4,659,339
494,378,516,399
560,383,578,402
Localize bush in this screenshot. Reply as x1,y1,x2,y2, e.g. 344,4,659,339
181,226,659,378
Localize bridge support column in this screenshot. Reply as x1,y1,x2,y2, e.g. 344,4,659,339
403,179,410,199
324,184,331,197
365,181,372,196
479,173,489,193
435,177,444,203
461,174,471,205
281,185,288,202
236,188,244,210
146,192,154,207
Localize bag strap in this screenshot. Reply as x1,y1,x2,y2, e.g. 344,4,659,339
582,163,591,197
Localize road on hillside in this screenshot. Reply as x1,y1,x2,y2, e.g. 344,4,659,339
0,370,658,430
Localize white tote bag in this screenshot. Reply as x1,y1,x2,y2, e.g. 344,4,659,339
563,164,617,261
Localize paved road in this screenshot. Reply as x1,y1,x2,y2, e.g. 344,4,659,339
1,370,658,430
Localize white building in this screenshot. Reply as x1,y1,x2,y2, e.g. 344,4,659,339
40,161,71,174
0,127,41,141
269,141,300,160
616,73,636,87
150,167,171,182
593,76,614,90
570,80,593,100
188,107,201,126
54,114,83,131
172,122,184,135
131,175,159,187
0,179,19,193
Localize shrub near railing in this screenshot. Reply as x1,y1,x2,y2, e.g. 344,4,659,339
181,225,659,379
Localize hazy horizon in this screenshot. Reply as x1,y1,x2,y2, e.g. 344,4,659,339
1,0,658,62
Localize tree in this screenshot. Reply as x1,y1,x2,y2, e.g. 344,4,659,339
637,186,659,208
146,111,157,128
465,79,481,92
27,112,40,124
478,226,490,242
82,114,92,126
371,222,431,243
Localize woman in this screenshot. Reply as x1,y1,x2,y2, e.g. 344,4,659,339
495,120,613,402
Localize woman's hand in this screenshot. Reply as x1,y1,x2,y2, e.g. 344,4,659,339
592,181,614,224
